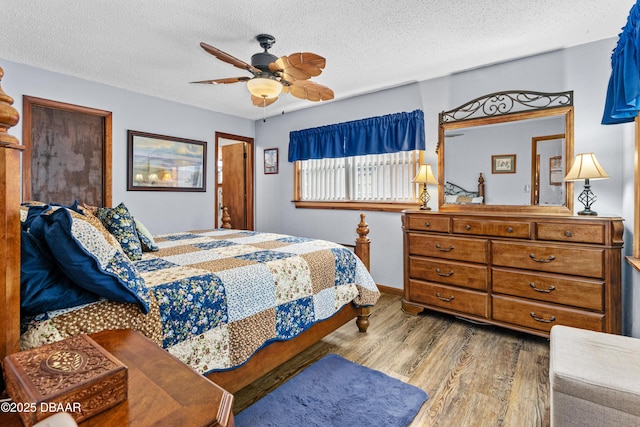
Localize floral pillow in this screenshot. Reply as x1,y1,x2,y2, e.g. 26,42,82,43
30,207,150,314
96,203,143,261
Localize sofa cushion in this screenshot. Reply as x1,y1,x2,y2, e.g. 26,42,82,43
550,325,640,417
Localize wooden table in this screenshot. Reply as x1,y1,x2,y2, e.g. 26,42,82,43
1,329,234,426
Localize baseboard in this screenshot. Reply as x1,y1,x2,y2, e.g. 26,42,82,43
376,284,402,296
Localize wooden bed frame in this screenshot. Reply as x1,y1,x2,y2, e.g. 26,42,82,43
0,67,372,394
444,172,485,203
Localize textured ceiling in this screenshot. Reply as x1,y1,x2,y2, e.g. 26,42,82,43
1,0,635,120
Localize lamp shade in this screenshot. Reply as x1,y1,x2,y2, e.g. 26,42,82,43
246,77,282,99
413,164,438,184
564,153,610,181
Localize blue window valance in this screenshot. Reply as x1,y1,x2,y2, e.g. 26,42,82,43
602,0,640,124
288,110,425,162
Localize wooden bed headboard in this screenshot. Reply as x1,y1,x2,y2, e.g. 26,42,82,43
444,172,485,204
0,67,24,361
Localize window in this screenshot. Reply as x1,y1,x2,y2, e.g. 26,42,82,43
289,110,426,211
298,151,421,202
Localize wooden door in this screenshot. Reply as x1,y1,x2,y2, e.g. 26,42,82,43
216,132,254,230
221,143,247,229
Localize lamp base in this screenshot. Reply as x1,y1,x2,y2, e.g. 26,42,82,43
419,206,432,211
577,208,598,216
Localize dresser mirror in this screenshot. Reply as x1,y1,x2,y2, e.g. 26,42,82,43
437,90,574,215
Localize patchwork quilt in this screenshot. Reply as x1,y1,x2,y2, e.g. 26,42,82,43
20,229,379,375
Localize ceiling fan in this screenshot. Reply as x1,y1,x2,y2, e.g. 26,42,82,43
191,34,334,107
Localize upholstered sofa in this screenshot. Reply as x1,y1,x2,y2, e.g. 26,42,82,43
549,325,640,426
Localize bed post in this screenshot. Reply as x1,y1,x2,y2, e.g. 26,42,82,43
355,213,370,271
0,67,24,361
354,213,371,333
220,206,232,229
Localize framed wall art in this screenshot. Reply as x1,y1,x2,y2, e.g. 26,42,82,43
549,155,563,185
264,148,278,174
491,154,516,174
127,130,206,191
23,96,113,206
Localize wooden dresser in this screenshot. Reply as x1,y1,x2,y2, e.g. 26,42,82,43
402,211,624,337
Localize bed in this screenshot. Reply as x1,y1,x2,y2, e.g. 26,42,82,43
0,67,378,394
443,172,485,204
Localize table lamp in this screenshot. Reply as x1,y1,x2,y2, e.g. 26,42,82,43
413,164,438,210
564,153,610,216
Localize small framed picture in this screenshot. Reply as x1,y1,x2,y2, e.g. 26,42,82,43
549,155,563,185
491,154,516,174
264,148,278,174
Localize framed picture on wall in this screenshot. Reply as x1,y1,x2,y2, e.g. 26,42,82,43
491,154,516,174
264,148,278,174
127,130,207,191
549,155,563,185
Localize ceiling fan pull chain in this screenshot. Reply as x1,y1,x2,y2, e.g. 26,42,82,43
263,98,267,122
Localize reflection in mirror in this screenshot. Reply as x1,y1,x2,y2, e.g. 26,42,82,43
531,134,565,206
437,90,574,215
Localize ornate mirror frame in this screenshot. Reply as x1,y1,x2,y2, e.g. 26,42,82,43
437,90,574,215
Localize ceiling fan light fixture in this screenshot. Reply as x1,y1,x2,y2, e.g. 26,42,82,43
246,77,282,99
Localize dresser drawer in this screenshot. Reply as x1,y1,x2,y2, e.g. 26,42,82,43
492,268,604,310
492,295,604,334
410,256,488,290
535,222,605,244
408,234,487,263
491,241,604,278
408,280,488,317
452,218,531,238
406,215,450,233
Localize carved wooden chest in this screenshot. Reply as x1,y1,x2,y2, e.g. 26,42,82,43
2,334,127,426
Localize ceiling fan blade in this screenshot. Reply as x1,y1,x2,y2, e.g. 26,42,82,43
200,42,261,75
190,77,251,84
251,95,278,107
269,52,326,81
288,52,326,75
284,80,334,102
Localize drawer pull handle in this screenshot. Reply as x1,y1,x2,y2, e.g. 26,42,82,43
529,283,556,293
436,268,454,277
506,226,513,233
424,222,431,227
465,224,471,230
565,230,573,237
529,254,556,263
435,244,455,252
436,292,455,302
530,312,556,323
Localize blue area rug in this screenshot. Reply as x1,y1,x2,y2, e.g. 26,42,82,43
235,353,428,427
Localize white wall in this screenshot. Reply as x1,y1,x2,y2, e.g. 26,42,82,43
1,59,254,234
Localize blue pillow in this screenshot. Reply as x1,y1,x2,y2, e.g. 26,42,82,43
20,202,50,231
31,207,150,314
97,203,143,261
21,229,100,315
21,200,83,231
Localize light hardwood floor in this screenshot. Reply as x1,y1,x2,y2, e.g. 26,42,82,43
234,292,551,427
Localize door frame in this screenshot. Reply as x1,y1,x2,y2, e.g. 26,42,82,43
214,132,254,230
